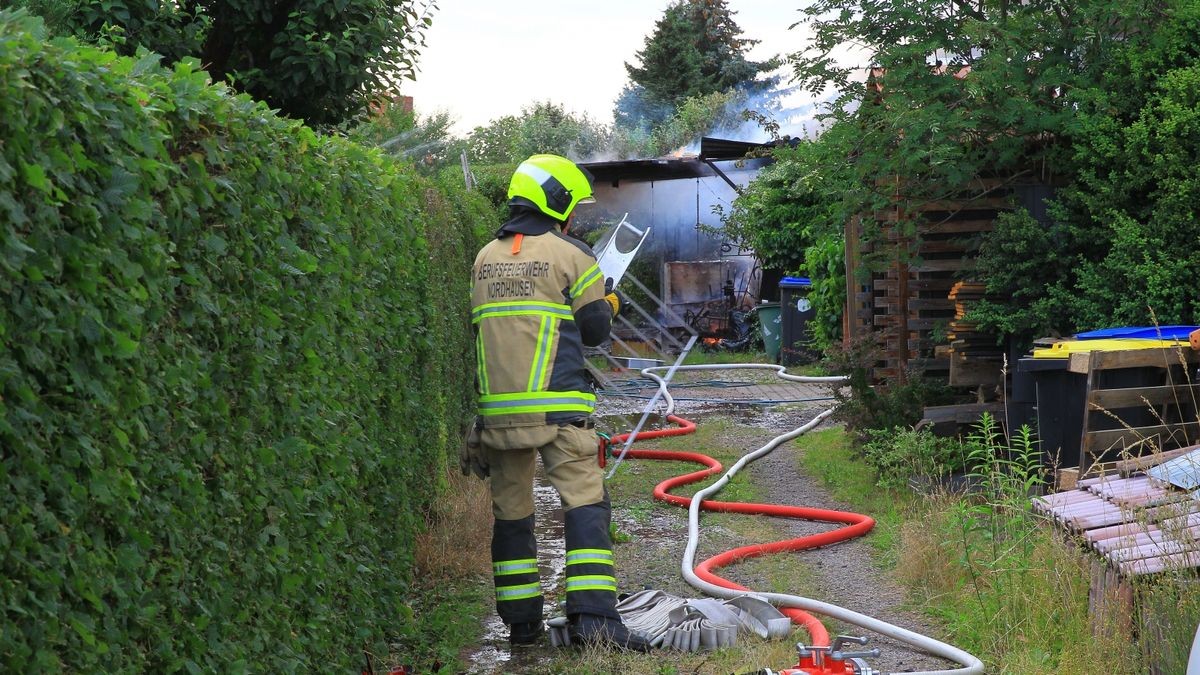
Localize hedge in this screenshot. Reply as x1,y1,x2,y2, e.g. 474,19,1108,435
0,12,490,672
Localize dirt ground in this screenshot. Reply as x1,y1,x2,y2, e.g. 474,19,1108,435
464,370,959,674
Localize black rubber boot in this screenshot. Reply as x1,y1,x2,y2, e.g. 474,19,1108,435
509,620,544,646
567,613,652,652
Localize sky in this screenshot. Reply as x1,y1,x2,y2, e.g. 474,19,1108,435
404,1,823,136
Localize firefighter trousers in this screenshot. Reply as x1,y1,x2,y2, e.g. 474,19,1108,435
485,423,620,624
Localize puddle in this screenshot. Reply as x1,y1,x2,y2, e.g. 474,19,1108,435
465,469,566,674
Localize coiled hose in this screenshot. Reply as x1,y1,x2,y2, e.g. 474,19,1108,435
608,363,984,675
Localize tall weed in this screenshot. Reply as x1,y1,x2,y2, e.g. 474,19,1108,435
893,416,1143,673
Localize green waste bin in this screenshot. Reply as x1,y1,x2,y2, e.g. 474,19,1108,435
757,303,782,363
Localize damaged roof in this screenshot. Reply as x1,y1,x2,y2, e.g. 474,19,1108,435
582,136,791,186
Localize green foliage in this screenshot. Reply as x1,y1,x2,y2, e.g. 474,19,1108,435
46,0,438,126
435,162,517,226
719,131,857,348
619,0,775,130
940,416,1061,664
0,13,488,671
5,0,77,34
971,209,1078,338
790,0,1145,211
827,338,954,442
349,105,462,175
968,3,1200,335
463,102,610,164
863,426,963,489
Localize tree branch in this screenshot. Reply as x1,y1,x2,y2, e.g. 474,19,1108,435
951,0,987,22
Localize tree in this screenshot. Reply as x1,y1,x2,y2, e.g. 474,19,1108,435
789,0,1154,219
464,102,611,165
781,0,1188,342
349,104,461,174
618,0,775,130
45,0,438,126
719,128,857,347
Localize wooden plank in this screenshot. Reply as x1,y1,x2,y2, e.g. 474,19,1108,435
1056,468,1079,491
1115,444,1200,476
917,219,997,235
1078,350,1100,474
1097,525,1200,556
1084,422,1200,456
910,259,978,273
910,240,983,255
872,317,950,331
922,402,1006,424
910,298,955,311
1120,550,1200,576
1068,347,1198,374
1085,521,1157,545
1090,557,1132,640
907,196,1013,212
873,298,955,312
1108,539,1200,563
873,279,959,292
950,355,1003,387
1089,384,1200,410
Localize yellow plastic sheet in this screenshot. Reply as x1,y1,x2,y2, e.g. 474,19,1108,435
1032,338,1188,359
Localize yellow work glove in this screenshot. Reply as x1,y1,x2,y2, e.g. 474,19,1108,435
459,422,489,479
605,292,620,317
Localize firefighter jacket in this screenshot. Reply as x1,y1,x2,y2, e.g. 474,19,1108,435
471,210,612,429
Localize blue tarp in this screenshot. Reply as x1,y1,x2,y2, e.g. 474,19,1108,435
1075,325,1198,341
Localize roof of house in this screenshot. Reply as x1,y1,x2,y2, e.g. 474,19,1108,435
581,136,790,186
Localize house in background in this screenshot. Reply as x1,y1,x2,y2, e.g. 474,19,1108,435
578,137,784,334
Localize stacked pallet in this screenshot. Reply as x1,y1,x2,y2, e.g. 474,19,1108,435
1033,474,1200,577
947,281,1004,386
847,178,1009,383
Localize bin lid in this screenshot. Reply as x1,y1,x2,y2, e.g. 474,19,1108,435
779,276,811,288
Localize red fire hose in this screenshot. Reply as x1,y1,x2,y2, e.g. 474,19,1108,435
611,414,876,648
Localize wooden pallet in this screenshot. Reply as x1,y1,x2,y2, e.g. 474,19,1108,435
1034,471,1200,668
845,178,1025,384
1073,347,1200,475
1034,474,1200,577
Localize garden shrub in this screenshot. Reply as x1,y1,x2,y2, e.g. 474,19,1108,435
0,12,489,672
863,426,964,489
827,337,955,443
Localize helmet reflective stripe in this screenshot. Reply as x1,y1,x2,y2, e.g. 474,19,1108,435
478,391,596,416
569,263,603,299
527,315,557,392
493,559,538,576
566,548,613,566
496,582,542,601
565,575,618,593
472,301,574,323
515,161,554,186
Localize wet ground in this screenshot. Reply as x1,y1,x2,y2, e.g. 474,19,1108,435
464,369,956,674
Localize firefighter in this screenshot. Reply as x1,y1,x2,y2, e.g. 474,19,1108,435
461,154,650,652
